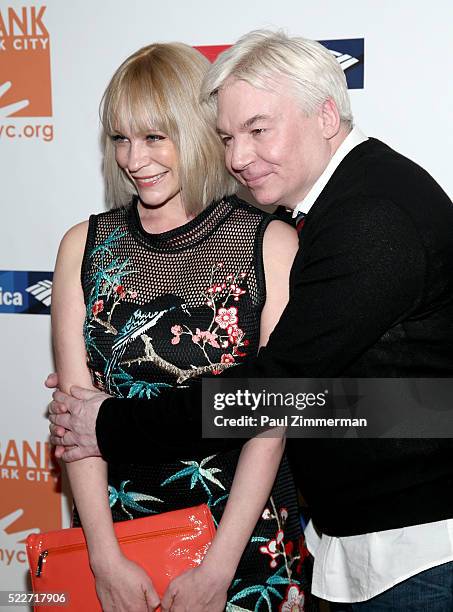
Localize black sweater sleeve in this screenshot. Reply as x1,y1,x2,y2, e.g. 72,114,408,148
96,197,426,462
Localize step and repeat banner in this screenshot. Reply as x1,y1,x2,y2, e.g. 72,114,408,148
1,0,452,600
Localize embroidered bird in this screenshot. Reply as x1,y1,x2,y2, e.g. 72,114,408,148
105,306,174,394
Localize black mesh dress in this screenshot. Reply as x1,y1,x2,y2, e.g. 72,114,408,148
78,195,315,611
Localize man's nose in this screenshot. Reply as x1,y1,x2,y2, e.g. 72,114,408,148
230,138,254,172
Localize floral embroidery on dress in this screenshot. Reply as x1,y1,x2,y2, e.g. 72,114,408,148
226,497,304,611
82,207,313,611
279,584,305,611
84,232,252,392
168,262,250,373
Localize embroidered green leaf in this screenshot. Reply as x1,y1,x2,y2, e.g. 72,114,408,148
229,586,265,602
127,381,171,399
225,604,253,612
161,466,196,487
108,480,163,517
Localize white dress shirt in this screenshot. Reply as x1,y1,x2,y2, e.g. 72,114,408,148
292,126,368,217
300,126,453,603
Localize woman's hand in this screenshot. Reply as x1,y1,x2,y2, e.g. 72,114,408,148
91,552,160,611
160,563,231,612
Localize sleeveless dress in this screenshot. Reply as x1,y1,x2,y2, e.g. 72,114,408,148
78,195,316,611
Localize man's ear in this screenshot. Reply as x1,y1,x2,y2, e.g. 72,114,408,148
320,98,341,139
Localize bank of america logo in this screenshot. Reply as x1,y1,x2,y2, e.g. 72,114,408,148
330,50,359,71
0,271,53,314
196,38,364,90
26,279,52,307
320,38,365,89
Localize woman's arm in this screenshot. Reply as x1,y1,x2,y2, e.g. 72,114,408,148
52,222,159,612
161,220,299,612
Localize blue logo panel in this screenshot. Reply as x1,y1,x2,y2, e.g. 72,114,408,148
320,38,365,89
0,271,53,315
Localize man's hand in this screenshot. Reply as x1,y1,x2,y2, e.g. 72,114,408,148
48,385,111,462
160,565,230,612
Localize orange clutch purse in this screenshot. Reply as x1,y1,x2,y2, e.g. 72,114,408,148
26,504,216,611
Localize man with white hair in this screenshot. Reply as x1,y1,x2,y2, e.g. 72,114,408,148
50,30,453,610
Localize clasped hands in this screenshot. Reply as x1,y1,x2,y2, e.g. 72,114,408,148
46,375,230,611
47,374,107,461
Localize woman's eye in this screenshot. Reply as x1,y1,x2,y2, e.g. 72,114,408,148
111,134,127,143
146,134,164,142
221,136,232,146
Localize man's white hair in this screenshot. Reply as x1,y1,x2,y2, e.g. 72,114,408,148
201,29,353,127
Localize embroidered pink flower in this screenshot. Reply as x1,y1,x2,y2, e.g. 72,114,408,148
215,306,238,329
280,507,289,522
227,324,243,345
115,285,126,299
262,508,272,520
220,353,235,364
279,584,305,612
275,529,284,545
211,368,222,375
171,325,183,345
205,331,220,348
230,284,246,301
192,329,220,348
207,284,223,294
92,299,104,316
259,537,280,568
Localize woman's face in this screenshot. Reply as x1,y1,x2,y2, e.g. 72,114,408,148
113,127,181,209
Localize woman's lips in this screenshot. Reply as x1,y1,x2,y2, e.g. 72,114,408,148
134,172,167,187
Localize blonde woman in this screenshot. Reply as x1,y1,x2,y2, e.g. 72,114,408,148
51,43,311,611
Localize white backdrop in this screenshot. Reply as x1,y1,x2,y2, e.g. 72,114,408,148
1,0,452,601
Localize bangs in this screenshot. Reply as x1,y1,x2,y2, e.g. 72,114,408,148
102,60,175,137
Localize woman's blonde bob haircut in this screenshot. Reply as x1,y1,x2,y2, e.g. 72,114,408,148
201,29,353,127
101,43,237,214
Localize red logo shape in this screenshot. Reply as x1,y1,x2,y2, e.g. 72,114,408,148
194,45,231,63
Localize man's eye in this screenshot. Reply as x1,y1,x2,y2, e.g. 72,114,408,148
252,128,265,136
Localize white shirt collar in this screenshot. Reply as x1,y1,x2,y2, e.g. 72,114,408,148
292,126,369,218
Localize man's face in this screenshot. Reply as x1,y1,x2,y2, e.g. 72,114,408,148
216,77,333,208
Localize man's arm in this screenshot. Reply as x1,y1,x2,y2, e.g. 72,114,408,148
93,197,425,460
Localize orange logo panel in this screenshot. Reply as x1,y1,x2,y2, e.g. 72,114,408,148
0,6,52,117
0,440,62,543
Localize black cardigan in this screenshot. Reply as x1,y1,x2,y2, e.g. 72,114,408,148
97,138,453,536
